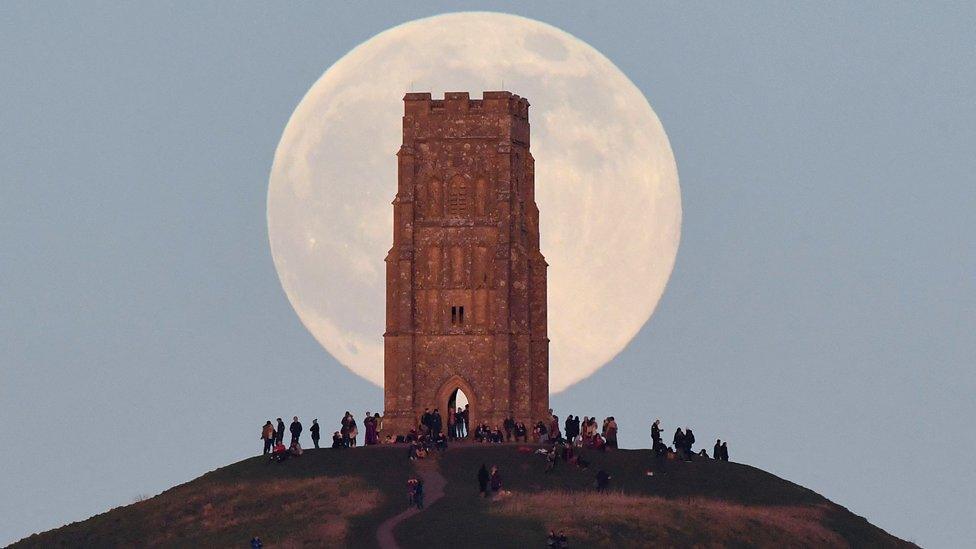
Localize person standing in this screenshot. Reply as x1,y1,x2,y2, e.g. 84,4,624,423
489,465,502,495
685,428,696,457
713,439,722,460
673,428,685,458
431,409,443,437
290,416,302,445
261,421,275,455
275,418,285,445
462,405,470,437
504,416,515,442
651,419,661,447
605,417,618,449
310,419,321,449
721,441,729,461
478,464,490,497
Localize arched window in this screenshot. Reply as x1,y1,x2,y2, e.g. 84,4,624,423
447,176,468,217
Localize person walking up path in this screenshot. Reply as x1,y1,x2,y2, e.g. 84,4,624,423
376,457,447,549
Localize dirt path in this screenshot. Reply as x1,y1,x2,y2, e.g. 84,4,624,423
376,458,447,549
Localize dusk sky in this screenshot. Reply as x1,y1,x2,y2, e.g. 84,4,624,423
2,4,973,547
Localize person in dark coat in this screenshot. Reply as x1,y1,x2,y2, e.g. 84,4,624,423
290,416,302,445
420,408,432,433
651,419,661,446
713,439,722,460
414,478,425,509
275,418,285,445
685,428,696,456
721,441,729,461
504,417,516,441
672,427,685,456
477,464,490,497
431,409,443,436
332,431,343,448
310,419,321,449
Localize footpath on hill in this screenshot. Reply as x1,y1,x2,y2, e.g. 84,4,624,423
376,458,446,549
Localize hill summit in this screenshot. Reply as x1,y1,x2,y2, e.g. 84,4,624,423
12,445,913,548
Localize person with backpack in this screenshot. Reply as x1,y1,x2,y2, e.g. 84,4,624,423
261,421,275,455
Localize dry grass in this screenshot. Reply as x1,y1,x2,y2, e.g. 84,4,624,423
137,476,380,547
491,490,847,548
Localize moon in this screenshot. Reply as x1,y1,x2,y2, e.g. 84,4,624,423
268,12,681,393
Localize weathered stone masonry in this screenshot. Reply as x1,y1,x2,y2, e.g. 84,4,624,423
383,91,549,435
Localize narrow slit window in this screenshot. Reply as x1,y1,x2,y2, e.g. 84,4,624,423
451,306,457,325
459,306,465,324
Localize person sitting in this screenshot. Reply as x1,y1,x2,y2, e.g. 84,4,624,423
331,431,344,448
271,441,289,462
289,440,303,457
435,432,448,451
383,434,394,444
515,421,528,442
592,433,606,452
698,449,709,458
545,448,558,473
492,427,504,443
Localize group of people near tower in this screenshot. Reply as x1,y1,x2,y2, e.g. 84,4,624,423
650,419,730,461
261,416,316,462
258,410,730,463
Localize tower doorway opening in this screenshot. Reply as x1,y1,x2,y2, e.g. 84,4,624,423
448,387,470,438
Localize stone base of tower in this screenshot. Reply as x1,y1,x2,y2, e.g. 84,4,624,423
380,409,418,437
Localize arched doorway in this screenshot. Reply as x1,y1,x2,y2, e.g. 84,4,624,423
448,387,469,438
436,375,475,439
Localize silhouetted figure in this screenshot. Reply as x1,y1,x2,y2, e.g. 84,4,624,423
310,419,320,449
504,416,516,441
489,465,502,494
651,419,661,446
565,415,578,443
431,409,443,436
673,427,685,457
596,469,611,492
275,418,285,445
478,464,490,497
290,416,302,445
414,478,424,509
713,439,722,459
332,431,343,448
261,421,275,455
721,441,729,461
685,428,696,457
420,408,431,433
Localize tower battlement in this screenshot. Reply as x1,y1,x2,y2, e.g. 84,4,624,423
403,91,529,119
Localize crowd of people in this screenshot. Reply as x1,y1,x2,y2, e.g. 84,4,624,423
258,410,730,465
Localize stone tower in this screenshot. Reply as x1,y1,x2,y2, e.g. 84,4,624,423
383,91,549,435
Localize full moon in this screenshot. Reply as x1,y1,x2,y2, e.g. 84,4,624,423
268,12,681,392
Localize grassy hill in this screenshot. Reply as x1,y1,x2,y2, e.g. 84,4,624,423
11,444,913,548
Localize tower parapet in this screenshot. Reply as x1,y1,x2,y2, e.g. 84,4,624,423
403,91,530,119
